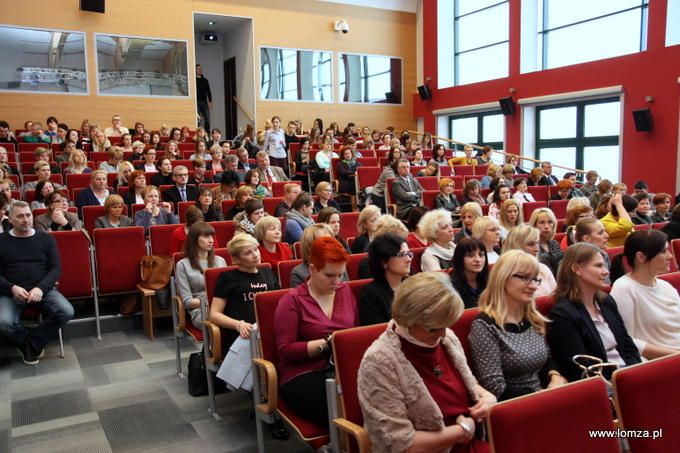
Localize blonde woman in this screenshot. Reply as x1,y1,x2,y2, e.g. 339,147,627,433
164,140,180,161
114,161,134,191
480,164,502,189
64,149,92,175
502,226,556,297
420,209,456,271
289,223,337,288
448,144,478,167
471,216,501,264
498,198,522,241
469,250,566,401
529,208,563,276
313,181,340,212
91,130,110,152
455,202,483,243
350,205,381,254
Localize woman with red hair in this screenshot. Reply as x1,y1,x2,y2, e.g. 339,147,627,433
274,236,359,426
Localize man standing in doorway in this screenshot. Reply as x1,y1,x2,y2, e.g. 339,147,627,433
196,64,212,133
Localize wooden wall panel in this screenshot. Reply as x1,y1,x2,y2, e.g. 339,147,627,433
0,0,416,134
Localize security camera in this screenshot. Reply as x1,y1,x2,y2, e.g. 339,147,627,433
334,20,350,34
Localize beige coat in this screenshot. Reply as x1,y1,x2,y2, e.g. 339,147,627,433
358,320,479,453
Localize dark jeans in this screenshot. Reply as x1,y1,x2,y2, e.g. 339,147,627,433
0,289,74,351
280,370,329,427
372,194,387,213
197,101,211,133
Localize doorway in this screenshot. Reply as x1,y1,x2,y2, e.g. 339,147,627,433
223,57,237,139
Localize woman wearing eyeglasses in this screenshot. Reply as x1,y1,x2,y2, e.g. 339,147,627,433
359,234,412,326
469,251,567,402
471,216,501,265
34,190,82,232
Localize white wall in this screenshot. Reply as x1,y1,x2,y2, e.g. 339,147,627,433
224,20,255,136
195,36,225,132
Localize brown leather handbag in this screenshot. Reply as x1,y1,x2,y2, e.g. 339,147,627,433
139,255,173,290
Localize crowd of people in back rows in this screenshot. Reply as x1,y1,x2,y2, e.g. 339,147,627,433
2,115,679,452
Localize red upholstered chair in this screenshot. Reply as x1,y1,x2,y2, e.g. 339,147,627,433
633,223,650,231
475,164,490,175
262,197,285,215
338,212,360,240
534,295,556,318
356,157,377,167
272,181,301,197
356,166,382,199
149,223,180,256
548,199,569,219
18,143,45,153
527,185,549,202
453,165,475,176
346,253,368,281
422,190,440,210
209,221,235,246
221,199,236,214
293,242,302,260
522,201,548,221
603,246,628,273
177,201,194,223
651,222,666,230
327,323,387,453
409,247,428,274
278,259,303,289
450,308,481,371
657,271,680,293
251,289,330,451
415,176,439,191
488,378,619,453
213,247,233,266
613,353,680,453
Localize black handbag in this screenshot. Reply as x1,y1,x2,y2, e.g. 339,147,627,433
187,351,229,397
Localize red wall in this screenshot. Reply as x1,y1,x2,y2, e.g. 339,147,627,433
415,0,680,195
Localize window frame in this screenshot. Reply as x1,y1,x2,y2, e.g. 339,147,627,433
448,109,505,152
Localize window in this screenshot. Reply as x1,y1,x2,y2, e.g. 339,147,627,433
95,34,189,97
260,47,332,102
449,110,505,154
536,97,621,182
0,25,87,94
537,0,648,70
667,0,680,47
338,54,402,104
450,0,509,86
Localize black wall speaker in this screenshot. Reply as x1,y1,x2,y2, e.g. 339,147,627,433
632,108,653,132
417,84,432,101
385,91,399,104
80,0,105,13
499,97,515,116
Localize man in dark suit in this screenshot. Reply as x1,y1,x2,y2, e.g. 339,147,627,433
236,148,256,171
538,161,559,186
162,165,198,212
391,159,424,220
223,154,245,183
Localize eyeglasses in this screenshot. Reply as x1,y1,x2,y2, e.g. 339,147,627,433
53,199,69,204
512,274,542,286
394,252,413,260
486,227,500,232
174,173,188,177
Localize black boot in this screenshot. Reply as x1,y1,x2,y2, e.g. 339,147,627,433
268,419,289,441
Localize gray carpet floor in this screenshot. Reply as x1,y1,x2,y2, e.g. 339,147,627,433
1,330,315,453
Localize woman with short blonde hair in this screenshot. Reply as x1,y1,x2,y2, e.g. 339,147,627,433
420,209,456,271
472,216,501,264
351,205,382,253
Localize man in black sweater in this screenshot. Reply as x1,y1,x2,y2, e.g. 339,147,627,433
196,64,212,133
0,201,74,365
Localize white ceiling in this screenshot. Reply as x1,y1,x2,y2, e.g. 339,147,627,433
316,0,419,13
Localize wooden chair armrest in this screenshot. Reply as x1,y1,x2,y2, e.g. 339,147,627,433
202,321,222,363
252,357,278,413
387,203,396,217
137,285,155,297
174,296,185,331
333,418,372,453
332,180,338,193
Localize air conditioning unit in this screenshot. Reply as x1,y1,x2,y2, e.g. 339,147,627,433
200,33,219,45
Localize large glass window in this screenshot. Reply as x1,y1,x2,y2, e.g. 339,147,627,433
260,47,332,102
449,111,505,156
537,0,648,70
95,34,188,97
0,25,87,94
338,54,402,104
454,0,509,86
536,97,621,182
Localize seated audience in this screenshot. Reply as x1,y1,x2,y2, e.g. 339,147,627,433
406,206,430,248
391,159,424,220
175,222,227,329
487,183,510,220
21,161,64,198
548,243,641,382
420,209,456,271
114,161,134,191
188,158,213,186
449,237,489,308
76,171,114,214
31,180,56,210
651,193,672,223
170,207,206,255
284,192,315,245
234,199,265,236
610,230,680,360
529,208,563,275
134,185,178,235
150,157,174,188
290,223,337,288
34,191,82,232
313,181,340,213
274,237,358,426
461,179,488,206
579,171,600,198
351,205,382,254
225,186,254,221
470,251,567,401
94,194,132,229
601,194,637,248
336,146,361,195
274,183,302,217
123,170,146,212
434,178,461,217
471,216,501,264
497,199,522,241
245,169,270,199
136,148,158,172
317,207,350,253
502,226,556,297
448,144,477,167
480,164,501,189
98,147,123,174
212,171,241,205
660,205,680,241
359,233,412,325
632,193,653,225
454,202,483,243
194,186,224,222
358,272,494,453
512,177,535,206
256,216,291,275
589,179,613,210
